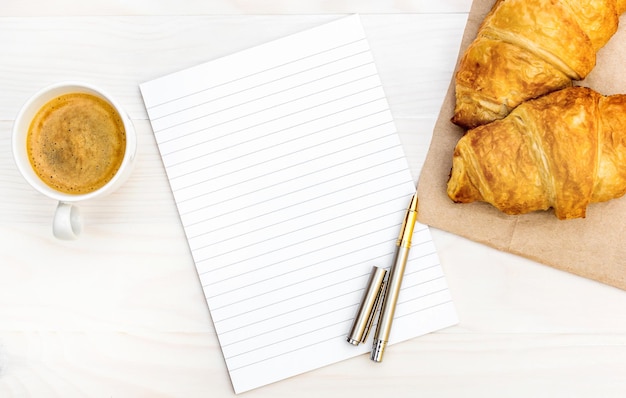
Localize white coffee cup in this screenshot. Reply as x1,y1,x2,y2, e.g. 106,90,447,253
12,82,137,240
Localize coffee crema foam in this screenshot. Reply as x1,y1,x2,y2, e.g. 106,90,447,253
27,93,126,195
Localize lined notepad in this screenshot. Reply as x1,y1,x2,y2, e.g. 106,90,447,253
140,15,457,394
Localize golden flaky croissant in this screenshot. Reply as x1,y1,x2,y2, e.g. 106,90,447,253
452,0,626,129
447,87,626,219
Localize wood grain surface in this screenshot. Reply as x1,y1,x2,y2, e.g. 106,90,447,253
1,1,626,397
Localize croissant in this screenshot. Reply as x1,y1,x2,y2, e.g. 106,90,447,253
451,0,626,129
447,86,626,219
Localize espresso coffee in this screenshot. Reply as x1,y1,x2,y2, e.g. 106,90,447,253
26,93,126,195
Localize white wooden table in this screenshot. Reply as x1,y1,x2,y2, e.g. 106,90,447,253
1,1,625,397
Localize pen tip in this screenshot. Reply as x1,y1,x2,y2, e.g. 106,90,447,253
370,339,386,362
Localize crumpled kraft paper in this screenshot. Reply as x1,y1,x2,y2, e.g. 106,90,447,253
417,0,626,290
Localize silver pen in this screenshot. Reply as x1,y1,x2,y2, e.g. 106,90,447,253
371,192,418,362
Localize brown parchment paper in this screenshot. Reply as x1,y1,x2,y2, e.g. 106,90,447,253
418,0,626,291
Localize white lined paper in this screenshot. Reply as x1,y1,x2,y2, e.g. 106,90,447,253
140,15,457,394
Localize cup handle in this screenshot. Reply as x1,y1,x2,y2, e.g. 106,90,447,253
53,202,82,240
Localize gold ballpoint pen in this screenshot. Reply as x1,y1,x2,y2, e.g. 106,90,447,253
371,192,419,362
